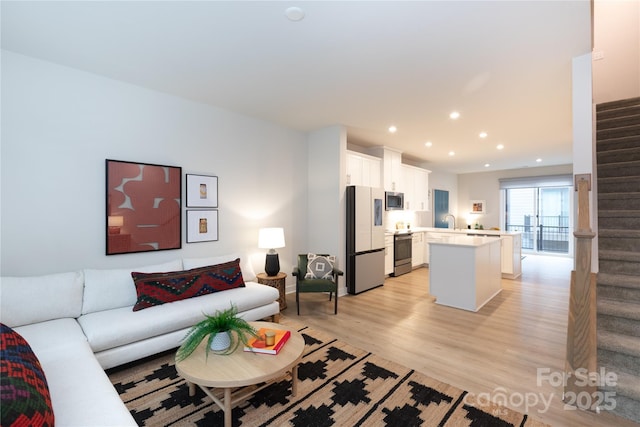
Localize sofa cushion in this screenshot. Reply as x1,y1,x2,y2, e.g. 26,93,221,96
15,320,137,426
131,259,245,311
1,323,55,427
0,271,84,328
183,253,256,281
305,253,336,280
78,282,278,353
82,259,183,314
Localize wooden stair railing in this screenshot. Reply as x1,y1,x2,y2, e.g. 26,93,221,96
564,174,598,408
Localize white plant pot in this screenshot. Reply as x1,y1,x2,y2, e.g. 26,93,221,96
210,331,231,351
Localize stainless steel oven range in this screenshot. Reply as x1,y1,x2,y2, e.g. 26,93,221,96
391,232,412,276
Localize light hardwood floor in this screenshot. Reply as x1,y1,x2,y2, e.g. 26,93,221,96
280,255,638,427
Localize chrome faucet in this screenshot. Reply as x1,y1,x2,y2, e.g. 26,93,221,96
444,214,456,229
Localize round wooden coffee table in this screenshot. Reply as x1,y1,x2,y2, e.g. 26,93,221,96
175,321,304,427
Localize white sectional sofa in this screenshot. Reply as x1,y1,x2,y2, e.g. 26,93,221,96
0,254,280,427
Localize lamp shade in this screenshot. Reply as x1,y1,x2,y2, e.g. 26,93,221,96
258,227,285,249
108,215,124,227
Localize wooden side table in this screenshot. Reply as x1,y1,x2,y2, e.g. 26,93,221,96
256,272,287,311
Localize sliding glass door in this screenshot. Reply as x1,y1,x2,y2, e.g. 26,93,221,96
505,186,571,254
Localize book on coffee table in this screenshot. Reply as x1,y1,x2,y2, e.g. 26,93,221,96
244,328,291,355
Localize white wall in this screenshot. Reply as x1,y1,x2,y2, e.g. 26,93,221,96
1,51,308,279
457,164,574,230
593,0,640,103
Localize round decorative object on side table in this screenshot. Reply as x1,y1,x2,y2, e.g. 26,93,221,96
256,272,287,311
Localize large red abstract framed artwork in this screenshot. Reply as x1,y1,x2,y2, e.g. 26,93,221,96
106,159,182,255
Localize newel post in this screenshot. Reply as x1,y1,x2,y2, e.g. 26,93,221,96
564,174,597,405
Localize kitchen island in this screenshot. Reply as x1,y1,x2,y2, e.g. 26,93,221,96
413,227,522,279
428,235,502,312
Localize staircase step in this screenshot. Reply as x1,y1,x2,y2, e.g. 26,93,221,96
597,112,640,130
598,175,640,193
599,250,640,275
598,161,640,178
598,330,640,359
606,393,640,424
597,147,640,165
598,229,640,252
598,272,640,290
598,193,640,210
597,134,640,152
598,363,640,422
597,103,640,121
598,313,640,338
597,124,640,141
598,210,640,229
597,97,640,113
598,298,640,320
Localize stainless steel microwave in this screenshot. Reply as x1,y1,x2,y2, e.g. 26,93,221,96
385,192,404,210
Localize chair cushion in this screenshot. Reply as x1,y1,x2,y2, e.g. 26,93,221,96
131,258,245,311
304,253,336,280
1,323,55,427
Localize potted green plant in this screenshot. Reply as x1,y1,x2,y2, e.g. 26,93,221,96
176,305,258,361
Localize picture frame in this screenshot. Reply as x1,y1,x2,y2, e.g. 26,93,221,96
105,159,182,255
187,210,219,243
186,174,218,208
470,200,486,214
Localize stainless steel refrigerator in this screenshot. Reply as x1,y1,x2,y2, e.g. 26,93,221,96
346,185,386,294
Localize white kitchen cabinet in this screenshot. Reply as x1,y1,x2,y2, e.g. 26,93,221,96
370,147,403,192
384,235,394,275
429,236,502,312
500,233,522,279
402,166,415,210
425,229,522,279
412,232,424,267
413,167,430,211
401,164,431,211
346,151,381,188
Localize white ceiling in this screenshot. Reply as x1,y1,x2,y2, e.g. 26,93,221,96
1,1,592,174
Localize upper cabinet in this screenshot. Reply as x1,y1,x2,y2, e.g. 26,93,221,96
369,147,403,192
346,151,381,188
402,164,431,211
348,146,430,211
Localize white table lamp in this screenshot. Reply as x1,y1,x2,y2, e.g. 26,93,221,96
258,227,285,276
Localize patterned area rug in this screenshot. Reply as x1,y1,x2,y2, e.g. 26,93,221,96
107,326,548,426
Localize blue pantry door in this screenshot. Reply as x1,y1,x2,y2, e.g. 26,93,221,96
433,189,449,228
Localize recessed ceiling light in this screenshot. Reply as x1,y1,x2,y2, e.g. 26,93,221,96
479,132,488,139
484,163,490,168
536,158,542,163
425,141,432,147
388,125,397,133
496,144,504,150
449,111,460,120
448,151,455,156
285,7,305,21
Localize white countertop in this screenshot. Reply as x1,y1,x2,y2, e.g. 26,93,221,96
388,227,521,236
426,234,503,247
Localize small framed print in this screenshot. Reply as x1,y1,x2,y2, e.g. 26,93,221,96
187,210,218,243
186,174,218,208
471,200,486,214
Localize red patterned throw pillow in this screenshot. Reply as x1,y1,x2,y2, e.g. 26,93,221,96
131,258,245,311
1,323,55,427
